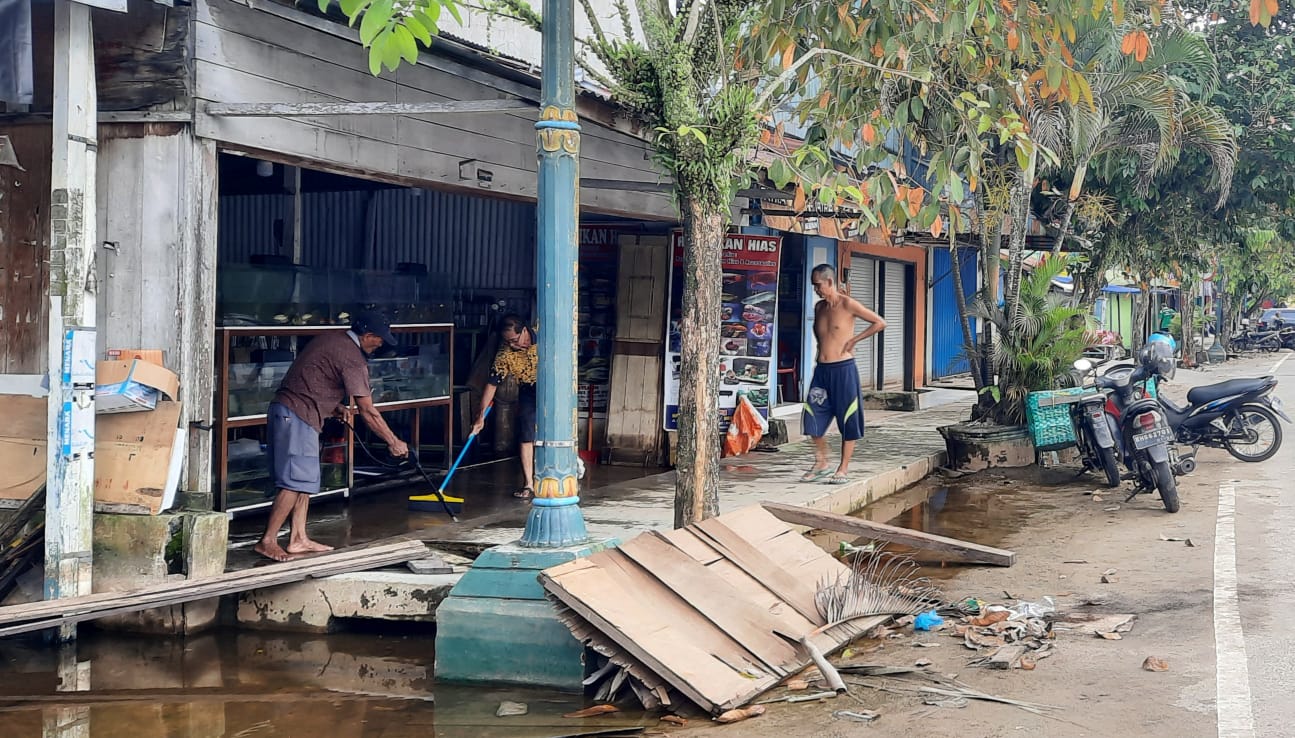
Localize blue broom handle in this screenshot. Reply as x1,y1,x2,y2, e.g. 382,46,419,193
439,403,492,492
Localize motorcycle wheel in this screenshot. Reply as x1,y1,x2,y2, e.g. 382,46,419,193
1153,460,1180,513
1098,446,1121,488
1224,405,1284,462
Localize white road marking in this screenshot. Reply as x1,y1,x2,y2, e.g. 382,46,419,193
1270,354,1291,375
1215,483,1256,738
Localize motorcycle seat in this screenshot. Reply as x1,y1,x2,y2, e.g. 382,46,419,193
1186,376,1275,405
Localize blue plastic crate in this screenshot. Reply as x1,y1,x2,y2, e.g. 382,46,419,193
1025,388,1089,451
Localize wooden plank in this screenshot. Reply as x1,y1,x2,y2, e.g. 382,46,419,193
542,551,776,713
663,527,819,636
0,540,428,634
619,532,802,672
0,124,51,374
761,502,1017,567
205,99,534,117
692,517,824,625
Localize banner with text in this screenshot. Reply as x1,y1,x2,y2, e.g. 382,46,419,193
663,232,782,432
578,225,622,417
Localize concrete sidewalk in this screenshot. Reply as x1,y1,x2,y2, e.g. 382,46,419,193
428,391,976,548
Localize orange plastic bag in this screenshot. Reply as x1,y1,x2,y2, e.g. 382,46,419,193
723,394,768,457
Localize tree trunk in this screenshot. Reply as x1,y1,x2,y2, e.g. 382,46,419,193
977,192,1002,392
1051,161,1088,255
1004,170,1034,331
1133,288,1150,348
673,199,724,529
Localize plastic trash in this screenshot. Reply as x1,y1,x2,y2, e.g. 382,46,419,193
722,393,769,457
913,610,945,631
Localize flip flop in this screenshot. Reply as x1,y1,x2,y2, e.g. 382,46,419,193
514,487,534,499
824,475,852,485
800,469,831,483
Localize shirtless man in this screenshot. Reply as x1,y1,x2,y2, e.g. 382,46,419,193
801,264,887,484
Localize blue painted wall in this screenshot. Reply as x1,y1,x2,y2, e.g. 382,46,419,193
930,248,979,379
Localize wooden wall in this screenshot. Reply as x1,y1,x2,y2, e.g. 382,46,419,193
604,234,670,465
192,0,676,220
0,124,51,374
96,125,219,495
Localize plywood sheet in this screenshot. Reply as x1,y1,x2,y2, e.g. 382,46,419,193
541,505,870,715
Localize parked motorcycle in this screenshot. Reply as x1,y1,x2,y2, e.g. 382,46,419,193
1065,383,1123,488
1231,320,1284,353
1076,342,1183,512
1149,368,1290,463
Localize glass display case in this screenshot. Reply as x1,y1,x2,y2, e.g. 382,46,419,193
216,265,452,327
214,324,454,514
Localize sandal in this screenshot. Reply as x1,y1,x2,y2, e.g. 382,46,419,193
800,469,831,483
514,487,534,499
824,475,851,485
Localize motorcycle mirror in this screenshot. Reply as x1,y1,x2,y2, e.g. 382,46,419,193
1074,359,1094,373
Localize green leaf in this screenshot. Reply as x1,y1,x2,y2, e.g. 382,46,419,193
950,175,965,202
368,43,384,75
444,0,463,24
1015,144,1030,172
340,0,367,22
404,16,433,45
393,25,419,64
910,96,925,120
360,0,394,45
317,0,331,13
381,27,403,70
977,114,992,135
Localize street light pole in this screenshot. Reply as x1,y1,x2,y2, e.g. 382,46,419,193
523,0,588,548
434,0,615,689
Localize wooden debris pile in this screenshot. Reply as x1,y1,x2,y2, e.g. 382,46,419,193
540,506,895,715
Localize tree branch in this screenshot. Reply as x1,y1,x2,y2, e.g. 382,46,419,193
576,0,611,47
753,48,926,111
678,0,709,46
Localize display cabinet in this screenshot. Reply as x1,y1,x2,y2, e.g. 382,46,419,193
214,324,454,514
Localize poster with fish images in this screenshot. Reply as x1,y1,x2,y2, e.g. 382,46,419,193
664,231,782,432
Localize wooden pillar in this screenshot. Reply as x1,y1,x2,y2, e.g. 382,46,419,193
45,0,98,638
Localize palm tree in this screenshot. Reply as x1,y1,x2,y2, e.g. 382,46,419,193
1049,20,1238,255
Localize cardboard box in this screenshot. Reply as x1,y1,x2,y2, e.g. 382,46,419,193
95,360,180,414
105,346,165,365
0,396,185,515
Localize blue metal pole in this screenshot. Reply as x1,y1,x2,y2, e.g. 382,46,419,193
522,0,587,548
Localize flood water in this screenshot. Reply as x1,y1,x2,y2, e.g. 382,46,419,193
0,627,653,738
0,467,1075,737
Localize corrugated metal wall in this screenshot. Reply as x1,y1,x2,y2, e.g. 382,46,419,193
930,247,979,379
218,188,536,290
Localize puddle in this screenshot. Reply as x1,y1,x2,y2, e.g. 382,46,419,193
0,629,652,738
811,468,1079,579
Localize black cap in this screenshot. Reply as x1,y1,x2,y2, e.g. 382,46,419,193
351,310,396,346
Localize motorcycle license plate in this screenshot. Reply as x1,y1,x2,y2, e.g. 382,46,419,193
1133,426,1173,449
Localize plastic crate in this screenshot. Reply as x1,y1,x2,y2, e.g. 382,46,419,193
1025,388,1089,451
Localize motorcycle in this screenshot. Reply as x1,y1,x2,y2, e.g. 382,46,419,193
1062,375,1123,488
1078,342,1183,513
1150,368,1290,463
1231,320,1284,353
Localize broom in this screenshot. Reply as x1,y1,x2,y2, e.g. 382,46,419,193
407,404,493,519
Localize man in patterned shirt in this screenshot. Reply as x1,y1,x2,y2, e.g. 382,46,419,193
472,315,539,498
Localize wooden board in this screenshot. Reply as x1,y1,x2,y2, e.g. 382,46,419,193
0,539,428,636
541,505,879,715
761,502,1017,567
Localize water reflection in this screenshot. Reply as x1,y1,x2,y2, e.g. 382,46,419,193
0,630,649,738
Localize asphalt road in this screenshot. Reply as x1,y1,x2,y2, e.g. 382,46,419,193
673,351,1295,738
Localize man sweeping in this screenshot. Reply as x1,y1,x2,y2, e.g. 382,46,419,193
801,264,886,485
255,311,409,561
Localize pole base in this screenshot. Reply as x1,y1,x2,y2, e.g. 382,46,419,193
434,539,617,689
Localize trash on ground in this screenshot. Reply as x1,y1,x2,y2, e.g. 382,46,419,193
1092,495,1103,502
496,701,528,717
564,705,619,718
786,691,838,703
1142,656,1169,672
713,705,766,724
1159,534,1188,542
833,709,880,722
785,679,810,691
922,696,969,709
914,610,945,631
1103,506,1121,512
659,715,687,726
1101,573,1119,584
915,659,932,668
1053,613,1136,637
911,641,940,648
1063,559,1089,564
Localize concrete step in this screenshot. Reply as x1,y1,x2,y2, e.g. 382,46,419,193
235,569,462,632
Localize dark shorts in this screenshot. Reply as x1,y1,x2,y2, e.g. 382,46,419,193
266,403,321,496
802,358,865,441
517,385,536,445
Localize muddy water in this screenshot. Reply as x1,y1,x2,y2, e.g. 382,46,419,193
812,468,1080,579
0,628,651,738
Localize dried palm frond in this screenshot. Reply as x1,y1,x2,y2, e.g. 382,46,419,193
814,548,944,636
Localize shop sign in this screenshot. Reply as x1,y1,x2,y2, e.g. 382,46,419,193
578,226,622,417
663,232,782,432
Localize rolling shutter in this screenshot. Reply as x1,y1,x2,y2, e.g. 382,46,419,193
849,255,878,390
882,261,907,389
